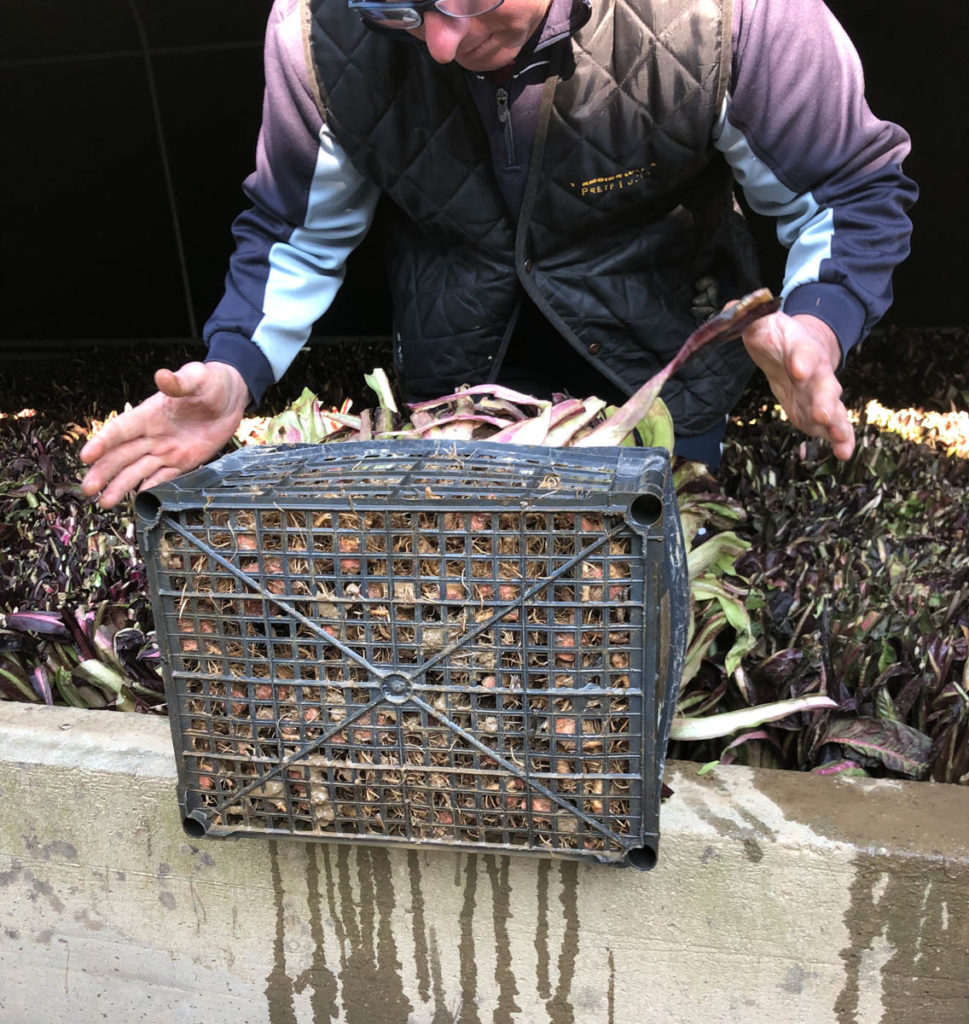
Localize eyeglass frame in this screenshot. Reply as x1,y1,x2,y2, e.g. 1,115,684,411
348,0,506,30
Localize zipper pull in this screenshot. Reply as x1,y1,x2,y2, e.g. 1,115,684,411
496,86,510,123
495,86,516,167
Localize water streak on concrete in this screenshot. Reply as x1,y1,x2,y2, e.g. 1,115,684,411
265,841,298,1024
322,845,348,954
534,859,552,1000
484,854,521,1022
836,854,969,1024
407,851,432,1004
427,925,455,1024
371,848,413,1022
297,844,338,1022
747,765,969,1024
336,847,413,1024
457,855,482,1024
547,861,579,1024
681,789,772,862
336,846,361,951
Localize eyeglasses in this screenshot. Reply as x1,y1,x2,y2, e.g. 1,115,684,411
348,0,505,30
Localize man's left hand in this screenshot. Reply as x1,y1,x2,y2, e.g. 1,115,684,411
742,312,855,460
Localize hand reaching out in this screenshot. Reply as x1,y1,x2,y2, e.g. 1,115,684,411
80,361,251,509
742,312,855,460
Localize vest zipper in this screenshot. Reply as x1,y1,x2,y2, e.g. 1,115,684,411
495,87,517,168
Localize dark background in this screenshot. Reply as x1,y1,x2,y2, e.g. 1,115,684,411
0,1,963,350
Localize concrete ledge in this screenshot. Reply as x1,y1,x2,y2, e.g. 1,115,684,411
1,703,967,1024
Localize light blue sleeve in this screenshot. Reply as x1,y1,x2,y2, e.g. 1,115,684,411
714,0,917,353
204,0,380,404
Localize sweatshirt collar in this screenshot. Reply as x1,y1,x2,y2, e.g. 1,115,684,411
535,0,590,52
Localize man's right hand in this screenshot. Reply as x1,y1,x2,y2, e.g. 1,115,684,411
742,312,855,461
80,361,251,510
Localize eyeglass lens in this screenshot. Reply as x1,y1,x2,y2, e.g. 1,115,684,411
360,0,502,28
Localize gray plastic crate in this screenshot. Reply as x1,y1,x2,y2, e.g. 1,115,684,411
136,440,688,868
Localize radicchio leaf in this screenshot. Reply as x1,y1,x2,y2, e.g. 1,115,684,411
817,716,932,779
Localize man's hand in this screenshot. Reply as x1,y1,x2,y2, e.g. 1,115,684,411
80,361,251,509
742,312,855,460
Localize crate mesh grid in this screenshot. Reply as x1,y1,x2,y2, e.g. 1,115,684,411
138,442,685,867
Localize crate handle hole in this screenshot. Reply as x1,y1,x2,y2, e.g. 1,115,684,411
135,491,162,525
629,494,663,528
182,814,207,839
627,844,658,871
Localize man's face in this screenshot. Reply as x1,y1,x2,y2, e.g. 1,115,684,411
408,0,551,72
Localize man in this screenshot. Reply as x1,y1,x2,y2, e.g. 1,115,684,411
81,0,916,508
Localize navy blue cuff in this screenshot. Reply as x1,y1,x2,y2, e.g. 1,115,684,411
783,283,868,364
205,333,276,408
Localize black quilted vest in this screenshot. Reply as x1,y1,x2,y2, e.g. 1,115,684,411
305,0,760,434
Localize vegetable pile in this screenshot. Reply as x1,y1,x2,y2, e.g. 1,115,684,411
0,410,163,711
235,288,779,450
1,317,967,787
705,395,969,782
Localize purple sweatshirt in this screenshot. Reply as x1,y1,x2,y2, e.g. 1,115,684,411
205,0,916,405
